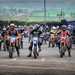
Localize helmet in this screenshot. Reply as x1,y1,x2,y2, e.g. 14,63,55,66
52,26,56,30
10,23,16,27
62,25,67,30
7,25,9,28
33,24,40,30
3,27,6,31
62,25,67,28
68,24,72,29
57,26,59,29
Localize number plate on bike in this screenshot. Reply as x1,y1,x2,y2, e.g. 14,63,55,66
33,37,38,44
10,37,16,43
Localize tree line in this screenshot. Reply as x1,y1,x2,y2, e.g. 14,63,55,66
0,19,69,28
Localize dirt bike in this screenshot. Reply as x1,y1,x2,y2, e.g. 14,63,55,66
50,34,56,47
9,36,16,58
32,37,39,59
59,36,71,58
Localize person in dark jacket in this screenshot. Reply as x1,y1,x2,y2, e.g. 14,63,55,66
27,25,42,57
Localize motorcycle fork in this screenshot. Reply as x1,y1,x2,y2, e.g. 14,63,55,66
61,42,66,52
33,44,38,54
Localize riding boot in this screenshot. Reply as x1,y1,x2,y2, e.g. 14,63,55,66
27,53,32,57
27,44,32,57
38,42,41,52
21,40,23,49
36,51,39,56
52,44,55,48
4,44,6,51
27,50,32,57
68,49,71,57
38,46,41,52
6,46,9,51
48,41,50,47
16,46,20,57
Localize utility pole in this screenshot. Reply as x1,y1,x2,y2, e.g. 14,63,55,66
57,8,64,21
60,8,65,20
44,0,46,24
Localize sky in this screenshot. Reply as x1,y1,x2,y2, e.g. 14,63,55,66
0,0,75,21
0,0,75,9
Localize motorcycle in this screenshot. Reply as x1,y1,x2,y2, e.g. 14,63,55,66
50,33,56,47
59,37,67,58
9,36,16,58
32,37,39,59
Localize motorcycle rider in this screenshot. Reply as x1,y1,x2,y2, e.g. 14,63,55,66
27,24,42,57
50,26,57,47
7,23,20,57
59,25,71,57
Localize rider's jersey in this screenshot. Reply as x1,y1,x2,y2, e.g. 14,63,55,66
50,33,55,39
30,29,42,43
60,30,70,37
30,29,42,37
60,30,70,44
9,30,18,37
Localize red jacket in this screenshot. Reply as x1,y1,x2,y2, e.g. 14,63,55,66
60,30,70,45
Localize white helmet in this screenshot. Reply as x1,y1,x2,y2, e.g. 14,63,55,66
10,23,16,27
52,26,56,29
33,24,39,30
57,26,59,29
62,25,67,28
3,27,6,31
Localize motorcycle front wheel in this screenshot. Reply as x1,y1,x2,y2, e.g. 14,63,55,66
9,46,14,58
60,45,66,58
33,45,38,59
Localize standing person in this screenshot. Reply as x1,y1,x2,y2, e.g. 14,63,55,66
50,26,57,47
